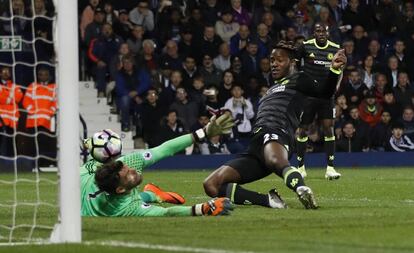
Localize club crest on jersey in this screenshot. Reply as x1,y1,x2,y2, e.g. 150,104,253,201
142,151,152,160
309,53,315,58
327,53,334,60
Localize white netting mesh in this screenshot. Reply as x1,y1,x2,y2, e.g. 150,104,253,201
0,0,59,243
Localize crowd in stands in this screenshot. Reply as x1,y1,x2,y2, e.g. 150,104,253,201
1,0,414,160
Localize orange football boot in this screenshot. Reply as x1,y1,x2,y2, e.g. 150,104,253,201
143,183,185,204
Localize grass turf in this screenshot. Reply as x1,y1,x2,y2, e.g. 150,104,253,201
0,167,414,253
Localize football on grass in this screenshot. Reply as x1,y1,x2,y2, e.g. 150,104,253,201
90,129,122,163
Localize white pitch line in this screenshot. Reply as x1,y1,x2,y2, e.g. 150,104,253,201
84,240,257,253
0,240,258,253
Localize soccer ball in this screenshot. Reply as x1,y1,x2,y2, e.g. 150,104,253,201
89,129,122,163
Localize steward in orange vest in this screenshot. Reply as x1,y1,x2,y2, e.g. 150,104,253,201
0,67,23,129
22,68,57,131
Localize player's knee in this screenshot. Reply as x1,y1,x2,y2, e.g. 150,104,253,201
266,155,289,172
203,175,220,197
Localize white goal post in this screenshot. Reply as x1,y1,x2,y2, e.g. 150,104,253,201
53,0,81,242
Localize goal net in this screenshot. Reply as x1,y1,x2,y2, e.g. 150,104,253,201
0,0,80,244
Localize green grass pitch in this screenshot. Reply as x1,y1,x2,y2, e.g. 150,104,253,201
1,167,414,253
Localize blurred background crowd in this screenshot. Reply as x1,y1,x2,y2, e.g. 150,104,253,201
0,0,413,158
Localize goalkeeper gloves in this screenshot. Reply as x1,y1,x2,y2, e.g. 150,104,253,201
193,112,234,142
192,197,234,216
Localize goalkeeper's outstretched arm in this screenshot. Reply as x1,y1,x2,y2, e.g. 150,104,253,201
119,112,234,171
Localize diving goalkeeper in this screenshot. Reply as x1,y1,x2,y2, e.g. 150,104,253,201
80,113,235,217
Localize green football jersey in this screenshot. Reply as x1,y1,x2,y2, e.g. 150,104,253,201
80,134,193,217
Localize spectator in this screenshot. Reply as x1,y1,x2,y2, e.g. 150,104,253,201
261,11,280,41
159,40,182,70
342,39,361,69
223,84,254,145
293,11,311,38
341,69,368,106
256,23,272,58
191,112,211,154
215,9,239,43
351,25,369,58
374,0,399,40
218,70,235,106
80,0,100,42
84,7,105,48
199,135,231,155
367,39,384,71
385,121,414,152
251,0,284,29
256,57,271,87
358,90,383,127
115,56,151,132
294,0,317,26
336,122,364,152
372,72,388,104
169,87,200,131
229,24,251,56
187,76,206,111
187,7,205,41
88,23,123,97
158,109,186,151
213,42,231,72
325,0,342,28
127,25,144,56
336,93,349,120
204,86,222,115
201,0,224,25
141,88,166,147
382,89,402,120
135,39,158,75
359,55,375,89
158,70,183,108
370,110,392,151
178,26,196,58
195,25,223,62
157,7,183,43
129,0,154,32
342,0,375,34
21,68,57,167
103,1,117,25
229,55,244,84
393,71,412,108
230,0,251,26
347,106,371,150
181,55,199,89
400,106,414,140
390,39,409,72
240,40,261,79
199,54,222,88
108,43,130,102
112,9,133,41
0,67,23,157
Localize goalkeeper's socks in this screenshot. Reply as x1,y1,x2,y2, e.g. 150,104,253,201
282,166,305,192
218,183,269,207
324,136,335,167
296,136,308,167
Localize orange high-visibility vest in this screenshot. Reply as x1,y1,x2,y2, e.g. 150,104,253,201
22,82,57,131
0,80,23,128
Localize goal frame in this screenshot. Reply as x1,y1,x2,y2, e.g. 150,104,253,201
53,0,81,242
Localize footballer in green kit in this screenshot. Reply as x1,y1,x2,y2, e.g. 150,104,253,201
80,113,235,217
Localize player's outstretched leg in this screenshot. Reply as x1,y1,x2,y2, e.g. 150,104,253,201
143,183,185,204
203,165,287,209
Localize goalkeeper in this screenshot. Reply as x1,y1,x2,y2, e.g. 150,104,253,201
81,113,235,217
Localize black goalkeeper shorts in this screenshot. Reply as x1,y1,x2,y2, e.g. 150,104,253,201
300,97,335,125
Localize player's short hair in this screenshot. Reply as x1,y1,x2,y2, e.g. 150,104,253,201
95,160,124,194
273,40,297,59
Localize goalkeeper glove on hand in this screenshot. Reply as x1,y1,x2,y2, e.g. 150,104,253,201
205,112,234,137
192,197,234,216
